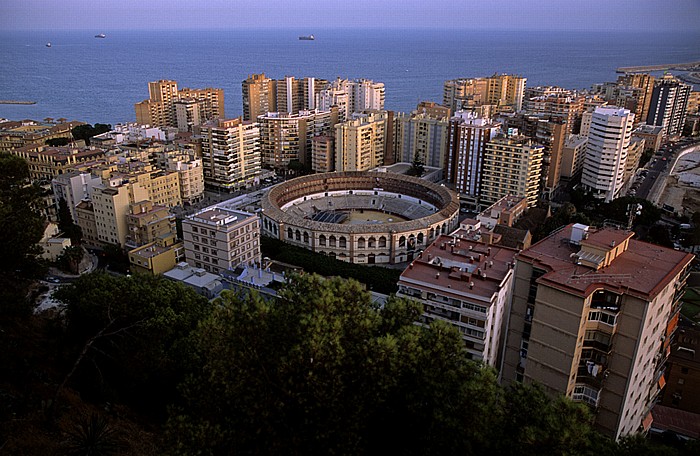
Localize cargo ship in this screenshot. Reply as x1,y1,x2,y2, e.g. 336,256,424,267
299,35,315,41
95,33,106,38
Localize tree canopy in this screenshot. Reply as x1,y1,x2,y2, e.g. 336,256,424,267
71,123,111,146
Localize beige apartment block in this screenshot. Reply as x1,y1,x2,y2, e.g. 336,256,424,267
242,73,276,120
135,80,224,129
91,182,147,247
334,111,389,172
75,200,99,246
444,74,525,113
126,200,176,248
481,134,543,208
200,118,261,191
560,135,588,179
165,154,204,204
317,78,385,121
129,236,184,275
397,228,518,366
311,135,335,173
182,206,261,275
396,109,450,170
500,224,693,439
624,137,646,185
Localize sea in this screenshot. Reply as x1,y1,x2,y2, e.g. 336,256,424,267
0,28,699,125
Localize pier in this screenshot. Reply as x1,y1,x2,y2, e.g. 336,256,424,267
0,100,37,105
616,61,700,73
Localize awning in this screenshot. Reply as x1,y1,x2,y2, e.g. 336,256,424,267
642,411,653,432
658,374,666,390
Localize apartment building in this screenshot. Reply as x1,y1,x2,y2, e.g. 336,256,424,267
259,109,338,171
481,134,544,208
128,236,185,275
242,73,276,120
200,118,262,191
523,91,583,135
396,109,451,169
0,120,84,153
164,154,205,204
443,74,526,113
317,78,385,121
90,180,148,247
334,111,388,172
445,111,501,208
182,206,261,275
500,223,693,439
242,74,329,120
646,74,691,137
623,137,646,185
397,227,518,366
582,107,635,202
125,200,176,249
560,135,588,179
311,135,335,173
51,171,102,221
135,79,224,129
10,145,106,181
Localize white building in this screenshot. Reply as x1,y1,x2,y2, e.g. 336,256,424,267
581,107,635,202
317,78,385,121
51,171,102,221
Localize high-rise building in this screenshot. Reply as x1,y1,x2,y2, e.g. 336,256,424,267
396,109,450,169
646,74,691,137
560,135,588,179
481,134,544,208
259,109,338,172
500,223,693,439
397,225,518,366
311,135,335,173
125,200,176,249
165,154,205,205
182,206,261,275
317,78,385,121
623,136,646,185
445,111,501,208
200,118,261,191
523,90,584,135
444,74,526,113
616,73,655,123
242,73,276,121
334,111,388,172
582,107,635,202
135,80,224,129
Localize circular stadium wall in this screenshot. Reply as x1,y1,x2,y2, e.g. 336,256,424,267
260,171,460,264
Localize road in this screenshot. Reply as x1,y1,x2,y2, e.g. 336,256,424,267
634,139,700,203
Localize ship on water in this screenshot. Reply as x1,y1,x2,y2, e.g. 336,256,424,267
299,35,315,41
46,42,51,47
95,33,106,38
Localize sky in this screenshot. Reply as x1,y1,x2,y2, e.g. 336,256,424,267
2,0,700,32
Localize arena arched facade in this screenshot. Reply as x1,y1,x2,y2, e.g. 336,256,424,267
260,172,460,264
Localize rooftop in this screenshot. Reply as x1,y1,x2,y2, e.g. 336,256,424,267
399,231,519,304
517,224,693,300
187,206,256,227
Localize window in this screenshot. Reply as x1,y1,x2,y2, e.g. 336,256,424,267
319,235,326,246
573,385,599,406
588,311,617,326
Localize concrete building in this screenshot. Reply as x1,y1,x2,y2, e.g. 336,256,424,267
165,154,205,205
632,124,664,153
523,91,583,135
10,145,105,182
647,74,692,137
623,137,646,185
75,200,99,246
91,180,148,247
477,195,528,229
259,109,338,172
182,206,261,275
481,134,544,208
560,135,588,179
51,171,102,221
582,107,635,202
163,262,224,299
500,223,694,439
660,319,700,414
317,78,385,121
311,135,335,173
242,73,275,120
446,111,501,209
135,80,224,129
396,109,450,169
200,118,261,192
129,237,185,275
334,111,388,172
0,120,85,153
443,74,526,113
125,200,176,249
397,227,518,365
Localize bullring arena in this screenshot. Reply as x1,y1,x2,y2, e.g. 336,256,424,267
260,171,460,264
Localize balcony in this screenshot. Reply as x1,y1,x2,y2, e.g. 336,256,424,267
577,362,607,388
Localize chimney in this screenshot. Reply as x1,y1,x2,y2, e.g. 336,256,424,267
469,282,474,289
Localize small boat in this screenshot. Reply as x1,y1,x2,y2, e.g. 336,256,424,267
95,33,106,38
46,42,51,47
299,35,315,41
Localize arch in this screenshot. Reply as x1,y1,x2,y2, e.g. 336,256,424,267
339,236,347,248
368,236,376,248
295,229,301,241
273,225,278,235
378,236,387,248
319,234,327,246
329,235,337,247
417,233,424,244
358,237,366,249
429,227,435,239
399,236,406,248
408,234,416,250
329,252,337,260
303,231,309,244
441,223,446,234
287,227,293,239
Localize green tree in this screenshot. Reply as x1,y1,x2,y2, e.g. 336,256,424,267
71,123,111,146
167,274,500,455
53,273,211,417
57,245,84,274
57,197,83,244
410,151,425,177
0,154,46,315
46,137,71,147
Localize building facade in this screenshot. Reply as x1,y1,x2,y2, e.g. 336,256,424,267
646,74,691,137
200,118,261,191
500,224,693,439
581,107,635,202
182,206,261,275
334,111,388,172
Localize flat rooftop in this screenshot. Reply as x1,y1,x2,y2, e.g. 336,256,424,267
518,224,694,300
187,206,256,227
399,231,519,304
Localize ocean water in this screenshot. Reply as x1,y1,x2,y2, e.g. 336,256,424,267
0,29,698,125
